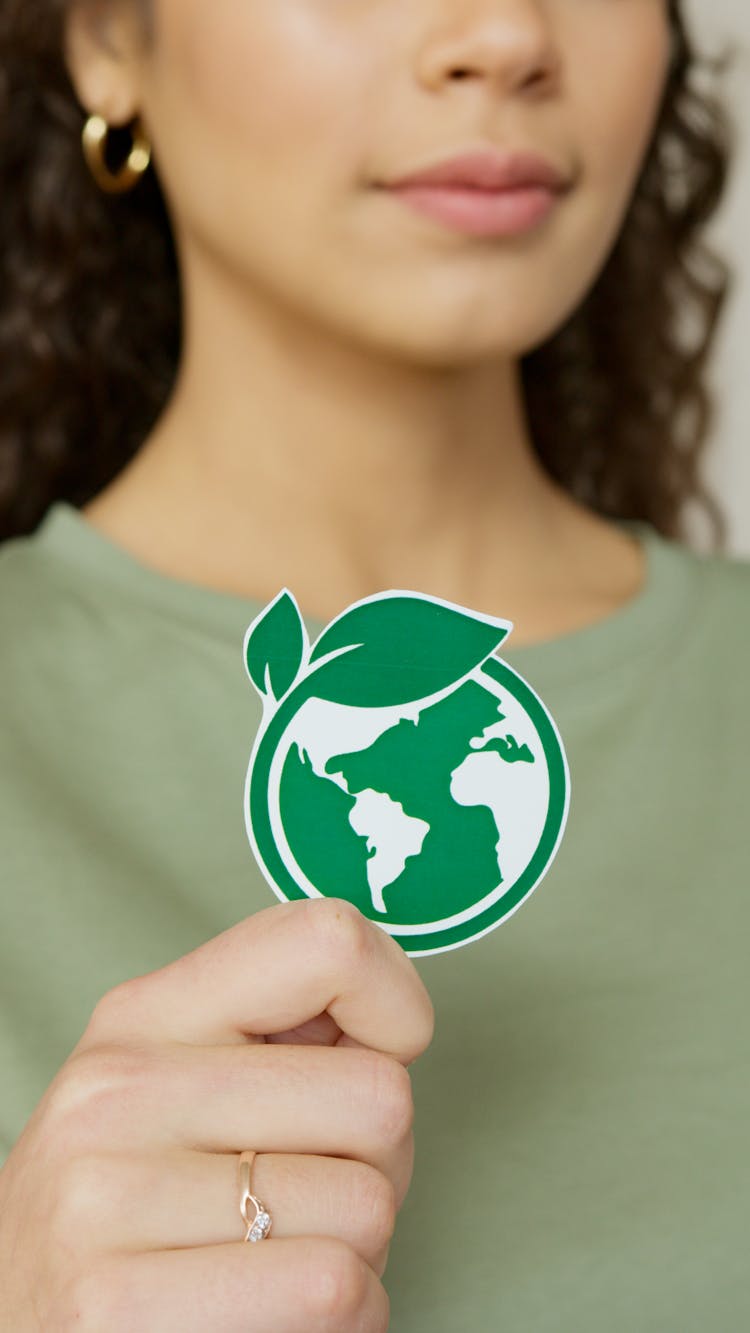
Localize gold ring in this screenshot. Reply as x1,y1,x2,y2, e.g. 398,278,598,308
238,1149,273,1242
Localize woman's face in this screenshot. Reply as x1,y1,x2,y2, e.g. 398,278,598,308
70,0,672,364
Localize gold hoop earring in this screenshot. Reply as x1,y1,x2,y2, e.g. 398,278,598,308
81,113,152,194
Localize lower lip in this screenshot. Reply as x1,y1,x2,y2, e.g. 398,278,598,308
382,182,561,237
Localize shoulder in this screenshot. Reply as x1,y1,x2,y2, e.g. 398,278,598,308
0,515,107,696
647,533,750,723
688,540,750,593
0,527,51,623
0,524,69,649
670,537,750,652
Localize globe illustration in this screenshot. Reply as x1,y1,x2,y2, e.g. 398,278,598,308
244,588,569,956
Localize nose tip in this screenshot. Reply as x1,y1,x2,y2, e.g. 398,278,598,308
419,5,561,95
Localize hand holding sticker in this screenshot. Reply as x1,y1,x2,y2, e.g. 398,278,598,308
244,589,570,957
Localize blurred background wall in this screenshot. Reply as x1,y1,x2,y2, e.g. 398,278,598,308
685,0,749,555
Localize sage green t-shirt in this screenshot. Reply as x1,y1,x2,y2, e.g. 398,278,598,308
1,502,749,1329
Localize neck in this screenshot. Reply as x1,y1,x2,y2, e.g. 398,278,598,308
83,253,644,642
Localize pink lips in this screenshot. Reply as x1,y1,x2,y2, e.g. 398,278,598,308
377,148,571,238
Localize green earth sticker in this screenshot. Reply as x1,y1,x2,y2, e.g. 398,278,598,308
243,589,570,957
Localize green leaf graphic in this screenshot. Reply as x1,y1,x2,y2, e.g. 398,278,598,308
245,589,306,701
307,593,511,707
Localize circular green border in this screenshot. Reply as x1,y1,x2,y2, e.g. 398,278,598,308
247,657,569,956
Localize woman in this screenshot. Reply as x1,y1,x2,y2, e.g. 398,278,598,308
0,0,748,1327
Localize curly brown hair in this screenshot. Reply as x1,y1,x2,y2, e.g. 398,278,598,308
0,0,737,546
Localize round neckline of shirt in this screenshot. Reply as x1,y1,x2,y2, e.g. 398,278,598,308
31,500,696,689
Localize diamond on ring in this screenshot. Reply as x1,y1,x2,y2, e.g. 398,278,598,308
245,1205,272,1243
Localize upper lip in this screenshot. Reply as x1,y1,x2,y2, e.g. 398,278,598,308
380,147,571,192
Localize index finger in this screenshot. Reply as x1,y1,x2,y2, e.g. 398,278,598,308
80,897,435,1066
